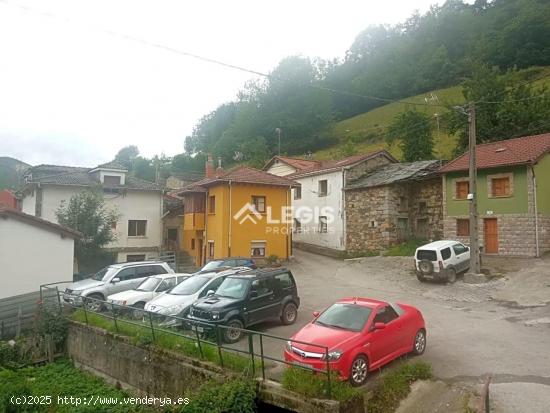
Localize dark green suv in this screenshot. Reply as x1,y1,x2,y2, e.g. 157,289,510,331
187,268,300,343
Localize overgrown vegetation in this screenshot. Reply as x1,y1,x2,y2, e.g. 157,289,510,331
385,239,427,257
386,110,434,162
183,379,257,413
70,310,252,373
344,250,380,259
0,359,154,412
366,361,432,413
281,366,360,402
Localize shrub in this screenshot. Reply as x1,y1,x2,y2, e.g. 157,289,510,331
385,239,427,257
366,361,432,413
183,379,257,413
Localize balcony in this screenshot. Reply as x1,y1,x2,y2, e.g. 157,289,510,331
184,212,205,231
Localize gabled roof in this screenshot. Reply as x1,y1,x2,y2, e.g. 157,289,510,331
346,160,442,190
0,207,81,239
93,160,128,171
287,150,398,179
23,164,161,191
440,133,550,173
175,165,298,196
263,156,320,172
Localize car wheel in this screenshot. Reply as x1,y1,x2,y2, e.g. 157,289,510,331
281,302,298,325
84,294,104,312
418,260,433,275
223,318,244,343
349,355,369,387
447,268,457,284
412,329,427,355
131,302,145,320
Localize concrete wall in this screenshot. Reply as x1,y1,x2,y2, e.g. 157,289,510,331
21,185,163,262
0,217,74,298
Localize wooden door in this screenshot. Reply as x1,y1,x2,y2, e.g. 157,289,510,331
484,218,498,254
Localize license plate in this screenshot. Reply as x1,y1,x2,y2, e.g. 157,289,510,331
195,326,204,333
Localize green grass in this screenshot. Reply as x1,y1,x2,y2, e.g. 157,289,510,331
70,310,252,373
366,361,432,413
281,366,360,402
385,239,427,257
0,358,155,412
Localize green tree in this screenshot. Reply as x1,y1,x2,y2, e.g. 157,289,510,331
445,65,550,153
56,190,119,271
114,145,139,169
387,109,434,161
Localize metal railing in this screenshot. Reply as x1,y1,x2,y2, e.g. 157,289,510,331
39,282,334,397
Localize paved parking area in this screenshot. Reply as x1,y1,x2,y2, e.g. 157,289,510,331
246,250,550,411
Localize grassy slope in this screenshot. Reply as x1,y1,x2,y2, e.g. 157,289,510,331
315,67,550,161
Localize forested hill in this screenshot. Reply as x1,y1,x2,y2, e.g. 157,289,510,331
183,0,550,167
0,157,30,190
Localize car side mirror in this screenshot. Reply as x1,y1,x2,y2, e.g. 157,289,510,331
250,291,258,298
312,311,320,318
111,277,120,284
206,290,215,297
374,322,386,330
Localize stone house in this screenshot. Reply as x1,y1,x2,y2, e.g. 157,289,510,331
440,133,550,257
264,151,398,256
345,160,443,253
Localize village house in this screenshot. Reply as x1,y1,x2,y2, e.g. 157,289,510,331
176,156,298,266
0,207,79,298
264,151,397,256
18,161,164,263
440,133,550,257
345,160,443,253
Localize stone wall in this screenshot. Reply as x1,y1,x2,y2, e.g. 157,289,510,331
345,178,443,253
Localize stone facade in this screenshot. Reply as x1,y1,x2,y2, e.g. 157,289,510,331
345,178,443,253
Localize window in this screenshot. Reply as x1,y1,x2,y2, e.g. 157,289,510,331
126,254,146,262
200,276,225,297
275,272,294,289
416,250,437,261
157,277,177,292
209,195,216,213
418,201,427,214
252,196,266,213
319,216,328,233
116,268,137,281
456,181,469,200
191,239,195,250
399,196,409,212
441,247,451,260
457,219,470,236
208,241,215,258
251,241,266,257
293,218,302,233
373,305,399,325
294,186,301,200
151,265,168,275
452,243,469,256
103,175,121,186
318,180,328,196
128,220,147,236
491,177,511,197
250,278,272,297
167,228,178,241
136,265,155,278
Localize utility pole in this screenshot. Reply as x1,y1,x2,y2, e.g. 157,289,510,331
468,102,481,273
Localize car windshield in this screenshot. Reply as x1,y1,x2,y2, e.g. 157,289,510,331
416,249,437,261
168,276,210,295
315,303,372,332
215,277,250,299
136,277,162,292
200,261,224,272
91,267,116,282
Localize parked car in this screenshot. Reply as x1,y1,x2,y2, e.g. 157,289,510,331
415,240,470,283
107,273,190,318
63,261,174,311
193,257,257,275
284,297,426,386
187,268,300,343
144,267,251,322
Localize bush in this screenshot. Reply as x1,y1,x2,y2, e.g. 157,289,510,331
183,379,257,413
366,361,432,413
281,366,359,402
385,239,427,257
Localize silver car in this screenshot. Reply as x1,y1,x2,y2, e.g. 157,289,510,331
63,261,174,311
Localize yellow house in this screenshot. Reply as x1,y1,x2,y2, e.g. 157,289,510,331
177,161,298,267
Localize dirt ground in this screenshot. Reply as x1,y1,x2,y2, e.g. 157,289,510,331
242,250,550,413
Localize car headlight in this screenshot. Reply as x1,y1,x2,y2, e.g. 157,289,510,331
323,349,343,361
211,312,220,320
189,307,194,317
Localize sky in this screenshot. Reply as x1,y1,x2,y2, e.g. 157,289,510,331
0,0,445,167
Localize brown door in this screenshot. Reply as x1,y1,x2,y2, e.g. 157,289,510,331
484,218,499,254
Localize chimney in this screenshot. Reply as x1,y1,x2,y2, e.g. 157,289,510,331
205,154,215,178
216,157,224,177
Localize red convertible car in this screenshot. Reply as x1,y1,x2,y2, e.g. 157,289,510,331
284,297,426,386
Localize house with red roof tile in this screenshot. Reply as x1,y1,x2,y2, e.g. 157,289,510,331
264,151,397,256
440,133,550,256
